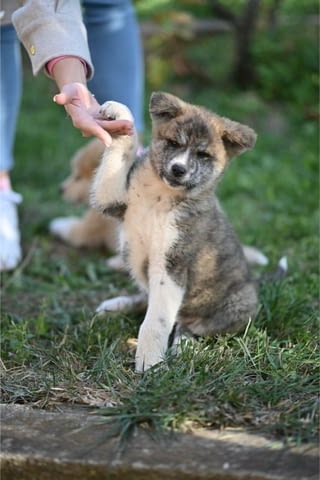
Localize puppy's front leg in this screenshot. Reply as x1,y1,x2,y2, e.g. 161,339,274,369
90,101,138,216
135,274,185,372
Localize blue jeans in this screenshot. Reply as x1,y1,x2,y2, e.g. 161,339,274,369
0,0,144,172
0,24,22,172
83,0,144,132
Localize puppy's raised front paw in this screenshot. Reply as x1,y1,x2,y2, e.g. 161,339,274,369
100,101,133,123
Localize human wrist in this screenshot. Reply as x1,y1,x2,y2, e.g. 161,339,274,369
46,56,89,79
51,57,87,90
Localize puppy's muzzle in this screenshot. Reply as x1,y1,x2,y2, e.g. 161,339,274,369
171,163,187,178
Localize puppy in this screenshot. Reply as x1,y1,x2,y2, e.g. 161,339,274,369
49,139,118,251
50,126,266,268
91,93,261,372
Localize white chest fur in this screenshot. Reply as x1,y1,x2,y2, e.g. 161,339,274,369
122,163,180,287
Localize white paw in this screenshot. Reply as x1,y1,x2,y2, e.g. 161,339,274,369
96,295,135,314
96,293,147,315
135,342,165,373
100,101,133,123
106,255,125,271
49,217,79,241
135,325,167,372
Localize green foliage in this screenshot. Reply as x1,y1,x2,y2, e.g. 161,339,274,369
253,27,318,108
135,0,319,18
280,0,319,15
137,0,318,110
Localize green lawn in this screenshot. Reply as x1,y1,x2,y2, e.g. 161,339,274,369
1,47,319,448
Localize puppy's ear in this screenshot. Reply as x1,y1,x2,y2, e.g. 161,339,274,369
221,117,257,159
149,92,184,121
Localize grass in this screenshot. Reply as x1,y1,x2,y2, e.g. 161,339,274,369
1,44,319,449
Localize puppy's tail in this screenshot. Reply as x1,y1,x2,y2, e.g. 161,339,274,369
243,245,269,266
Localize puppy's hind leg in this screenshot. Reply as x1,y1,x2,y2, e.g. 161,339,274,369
186,283,258,337
167,323,197,359
96,292,147,315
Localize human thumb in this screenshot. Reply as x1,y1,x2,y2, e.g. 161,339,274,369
53,92,68,105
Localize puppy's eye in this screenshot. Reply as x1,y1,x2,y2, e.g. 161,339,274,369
197,151,210,160
167,139,179,149
74,175,82,181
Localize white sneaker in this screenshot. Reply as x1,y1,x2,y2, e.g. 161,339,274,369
0,190,22,271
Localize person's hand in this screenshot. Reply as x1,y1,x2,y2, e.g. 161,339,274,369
53,82,134,146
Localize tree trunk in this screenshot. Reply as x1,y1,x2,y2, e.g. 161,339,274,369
208,0,261,89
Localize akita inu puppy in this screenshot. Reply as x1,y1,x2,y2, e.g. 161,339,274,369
91,92,259,372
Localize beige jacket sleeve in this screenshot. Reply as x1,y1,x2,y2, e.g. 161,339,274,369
11,0,93,78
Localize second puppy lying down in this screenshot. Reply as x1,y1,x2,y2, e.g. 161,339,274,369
50,138,118,251
91,92,259,372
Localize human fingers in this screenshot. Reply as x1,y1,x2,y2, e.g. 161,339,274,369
66,104,113,146
95,119,134,136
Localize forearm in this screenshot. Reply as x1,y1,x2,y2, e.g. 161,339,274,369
12,0,93,78
51,57,87,91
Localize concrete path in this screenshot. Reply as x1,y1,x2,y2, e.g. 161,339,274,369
1,404,318,480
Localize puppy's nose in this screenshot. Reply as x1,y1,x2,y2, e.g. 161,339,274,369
59,185,64,195
171,163,187,177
